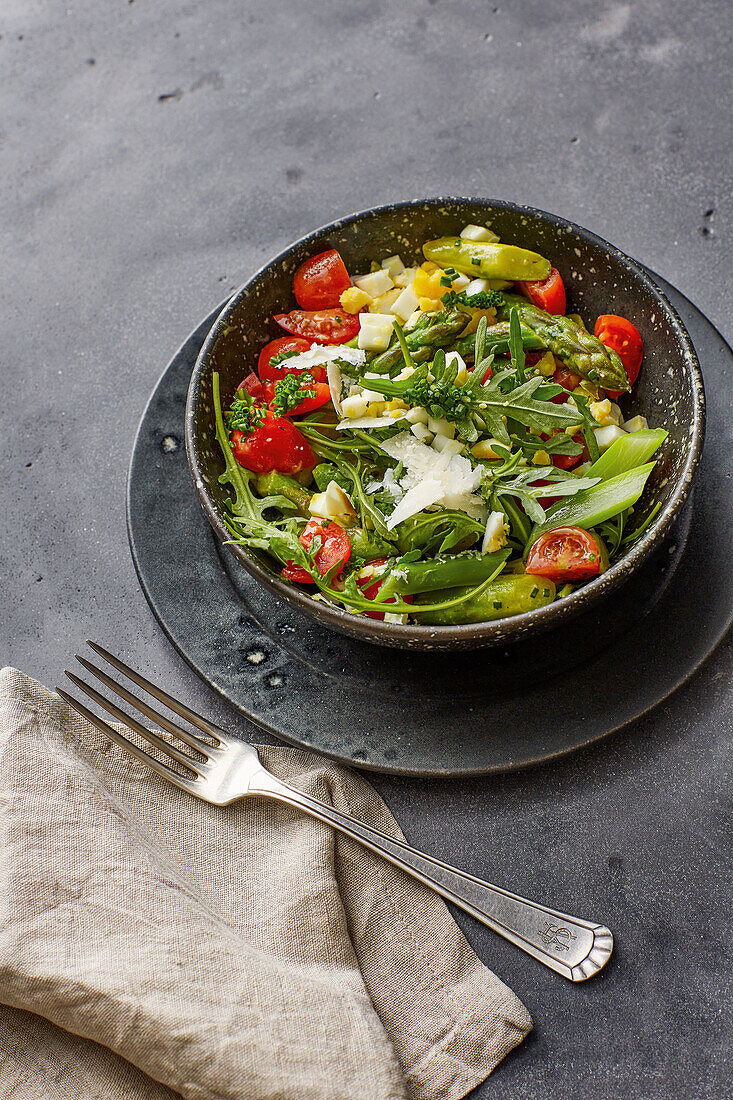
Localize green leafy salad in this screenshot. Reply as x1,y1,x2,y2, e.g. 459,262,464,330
211,224,665,625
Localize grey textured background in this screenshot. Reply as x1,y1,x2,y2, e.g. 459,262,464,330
1,1,731,1097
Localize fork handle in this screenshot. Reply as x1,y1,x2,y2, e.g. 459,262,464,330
249,768,612,981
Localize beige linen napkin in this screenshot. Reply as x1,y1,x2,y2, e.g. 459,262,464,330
0,668,531,1100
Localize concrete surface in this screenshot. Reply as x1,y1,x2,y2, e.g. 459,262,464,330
1,1,730,1097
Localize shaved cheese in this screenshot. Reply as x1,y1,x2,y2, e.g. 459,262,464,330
377,432,488,528
326,360,344,416
387,480,445,528
277,343,366,373
335,413,408,430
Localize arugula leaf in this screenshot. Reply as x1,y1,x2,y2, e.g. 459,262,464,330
527,463,657,546
395,509,485,555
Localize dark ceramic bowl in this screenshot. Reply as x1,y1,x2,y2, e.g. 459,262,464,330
186,198,705,651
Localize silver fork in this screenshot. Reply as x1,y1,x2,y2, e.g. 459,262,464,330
58,642,613,982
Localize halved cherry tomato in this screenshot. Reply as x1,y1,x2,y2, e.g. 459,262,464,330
293,248,352,310
526,526,602,583
550,363,581,403
231,410,315,475
281,518,351,584
262,379,332,416
551,441,589,471
238,372,265,401
518,267,566,315
274,308,360,345
258,337,319,382
593,314,643,397
356,559,414,621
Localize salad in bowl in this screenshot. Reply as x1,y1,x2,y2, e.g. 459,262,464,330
208,221,670,629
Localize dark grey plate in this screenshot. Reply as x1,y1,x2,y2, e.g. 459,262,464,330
127,273,732,777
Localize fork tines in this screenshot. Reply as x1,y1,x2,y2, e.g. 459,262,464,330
57,641,224,793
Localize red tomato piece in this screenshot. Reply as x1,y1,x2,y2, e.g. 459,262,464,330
293,249,352,310
594,314,643,397
274,308,360,345
262,379,332,416
356,559,414,621
238,372,265,401
518,267,566,315
231,410,315,475
550,363,581,403
526,526,602,583
551,443,589,471
257,337,320,382
281,518,351,584
533,479,561,511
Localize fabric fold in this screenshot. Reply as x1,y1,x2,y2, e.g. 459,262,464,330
0,668,531,1100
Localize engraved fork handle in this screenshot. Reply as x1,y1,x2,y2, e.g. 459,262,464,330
249,767,613,981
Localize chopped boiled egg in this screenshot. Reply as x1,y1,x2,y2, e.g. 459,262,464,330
360,387,387,403
623,414,649,433
432,436,464,456
481,510,509,554
590,398,623,426
464,277,492,296
413,263,451,302
418,297,443,314
471,439,506,461
394,266,417,288
309,481,358,527
534,351,556,377
427,415,455,439
357,312,395,351
445,350,469,384
341,394,368,419
369,287,402,314
391,283,420,322
410,423,433,442
593,424,627,452
340,286,371,314
354,269,394,297
450,273,472,291
380,255,404,279
460,224,499,243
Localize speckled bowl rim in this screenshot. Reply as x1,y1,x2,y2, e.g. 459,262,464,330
185,197,705,650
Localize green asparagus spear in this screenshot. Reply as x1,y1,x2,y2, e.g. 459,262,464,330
370,317,545,374
254,472,312,516
378,551,509,598
452,322,545,363
348,527,395,562
496,295,630,391
412,573,556,624
367,311,469,373
423,238,551,282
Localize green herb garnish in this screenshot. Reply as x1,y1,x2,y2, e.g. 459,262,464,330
272,372,316,417
441,288,505,310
